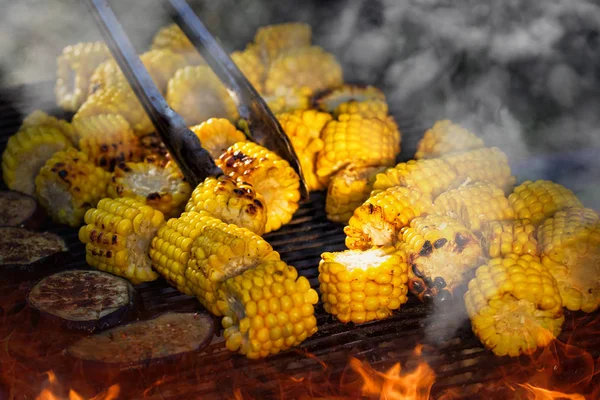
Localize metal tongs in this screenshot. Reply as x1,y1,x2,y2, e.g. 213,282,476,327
84,0,309,200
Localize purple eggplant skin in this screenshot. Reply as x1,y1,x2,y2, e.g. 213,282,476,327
0,227,69,282
67,312,215,369
27,270,140,334
0,190,46,229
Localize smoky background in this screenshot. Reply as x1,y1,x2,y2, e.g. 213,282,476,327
0,0,599,208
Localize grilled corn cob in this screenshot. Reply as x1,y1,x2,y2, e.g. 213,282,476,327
185,176,267,235
508,180,583,226
319,247,409,324
74,86,153,136
219,259,318,359
277,109,333,191
314,84,386,113
108,159,191,219
150,23,204,65
464,254,564,357
2,126,72,195
254,23,312,65
400,214,482,302
166,65,238,126
139,132,170,164
434,181,515,232
344,186,433,250
443,147,516,193
189,118,247,160
79,197,164,284
415,120,484,159
217,141,300,233
149,210,211,295
265,46,343,95
55,41,111,111
73,114,142,171
231,46,266,93
481,219,538,258
89,50,187,95
185,214,280,315
538,208,600,312
317,114,399,183
334,99,388,120
20,110,76,144
263,86,313,114
325,164,386,223
372,158,460,198
35,148,110,227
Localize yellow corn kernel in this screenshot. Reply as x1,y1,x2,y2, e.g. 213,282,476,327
231,45,266,93
150,23,204,65
189,118,247,160
481,219,538,258
263,86,314,114
334,99,388,120
253,23,312,64
415,120,484,159
443,147,516,192
20,110,76,144
314,84,386,113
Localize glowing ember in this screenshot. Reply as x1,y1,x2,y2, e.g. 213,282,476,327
35,371,119,400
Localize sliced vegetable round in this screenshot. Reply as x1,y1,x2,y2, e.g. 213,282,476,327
0,227,67,276
0,190,44,229
27,270,137,332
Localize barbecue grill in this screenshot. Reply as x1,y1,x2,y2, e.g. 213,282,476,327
1,1,600,399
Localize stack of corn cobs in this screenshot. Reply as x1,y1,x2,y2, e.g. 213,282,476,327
2,23,598,360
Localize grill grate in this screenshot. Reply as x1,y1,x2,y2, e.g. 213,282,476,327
1,82,599,400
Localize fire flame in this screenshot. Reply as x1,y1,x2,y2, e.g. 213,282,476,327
35,371,119,400
517,384,586,400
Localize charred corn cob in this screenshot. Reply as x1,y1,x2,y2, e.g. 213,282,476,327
185,176,267,235
434,181,515,232
254,23,312,64
415,120,484,159
166,65,238,126
79,197,164,284
139,132,170,164
443,147,516,193
231,46,266,93
185,214,280,315
464,254,564,357
74,86,153,136
108,159,191,218
55,42,111,111
317,114,399,183
189,118,247,160
150,23,204,65
325,164,386,223
219,259,318,359
265,46,343,95
20,110,76,144
372,158,460,198
538,208,600,312
89,50,187,95
508,180,583,226
217,141,300,233
2,126,72,195
481,219,538,258
277,109,333,191
344,186,433,250
334,99,388,120
400,214,482,303
35,148,110,227
314,84,386,113
73,114,142,171
263,86,313,114
319,247,409,324
149,210,212,295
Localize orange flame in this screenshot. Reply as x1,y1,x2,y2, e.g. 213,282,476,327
35,371,120,400
518,383,586,400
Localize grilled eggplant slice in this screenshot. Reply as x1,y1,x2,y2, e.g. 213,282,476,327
0,191,45,229
27,270,138,332
67,312,214,365
0,228,68,279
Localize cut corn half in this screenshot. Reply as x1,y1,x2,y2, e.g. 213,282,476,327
415,120,484,159
219,259,318,359
217,141,300,233
263,86,313,114
253,23,312,65
78,197,165,284
314,84,386,113
20,110,76,144
443,147,515,193
334,99,388,120
481,219,538,258
508,180,583,226
108,159,191,219
464,254,564,357
231,45,266,93
344,186,433,250
35,148,110,227
139,132,170,164
319,247,409,324
189,118,247,160
400,214,482,302
185,176,267,235
538,208,600,312
2,126,73,195
151,23,204,65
